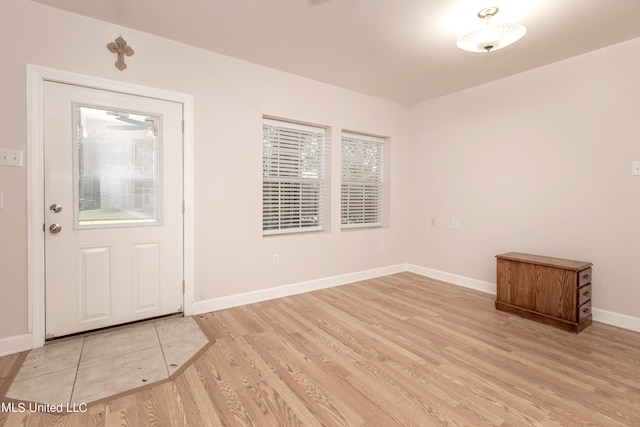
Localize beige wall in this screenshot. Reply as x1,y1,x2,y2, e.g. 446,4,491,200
2,0,639,348
0,0,410,343
408,37,640,319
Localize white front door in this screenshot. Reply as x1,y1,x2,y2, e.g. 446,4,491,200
43,81,184,339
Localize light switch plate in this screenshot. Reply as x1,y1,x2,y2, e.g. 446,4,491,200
0,149,23,167
632,161,640,176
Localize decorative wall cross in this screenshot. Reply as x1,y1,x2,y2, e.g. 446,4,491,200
107,36,135,70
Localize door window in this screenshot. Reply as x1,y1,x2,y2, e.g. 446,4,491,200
74,106,162,227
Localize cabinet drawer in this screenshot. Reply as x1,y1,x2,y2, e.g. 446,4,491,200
578,300,592,322
578,284,592,306
578,268,592,287
496,253,593,333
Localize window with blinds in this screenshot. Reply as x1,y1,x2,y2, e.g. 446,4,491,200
341,132,385,228
263,119,327,235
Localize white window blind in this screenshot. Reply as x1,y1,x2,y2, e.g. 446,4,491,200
341,132,385,228
263,119,326,235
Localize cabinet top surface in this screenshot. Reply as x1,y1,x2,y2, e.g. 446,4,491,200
496,252,592,271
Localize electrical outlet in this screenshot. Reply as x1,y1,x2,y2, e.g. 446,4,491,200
379,241,385,250
632,161,640,176
0,149,23,167
430,218,436,227
272,253,279,266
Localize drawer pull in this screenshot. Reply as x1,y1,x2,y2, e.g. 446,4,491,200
582,290,590,298
582,307,591,314
582,274,590,281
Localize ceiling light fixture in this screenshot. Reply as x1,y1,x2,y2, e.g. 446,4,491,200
456,7,526,53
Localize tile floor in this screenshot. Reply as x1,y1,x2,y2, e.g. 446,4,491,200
6,316,209,405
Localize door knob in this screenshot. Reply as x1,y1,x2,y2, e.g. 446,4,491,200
49,203,62,213
49,224,62,233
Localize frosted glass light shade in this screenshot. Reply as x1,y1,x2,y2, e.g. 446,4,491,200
457,23,526,52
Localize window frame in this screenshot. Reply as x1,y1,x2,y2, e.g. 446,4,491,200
341,132,386,229
262,118,327,236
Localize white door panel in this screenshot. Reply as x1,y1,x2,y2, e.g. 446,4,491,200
44,81,184,339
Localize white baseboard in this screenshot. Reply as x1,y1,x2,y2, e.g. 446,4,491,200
0,334,32,357
4,265,637,357
407,264,497,295
192,264,407,315
407,264,640,334
591,308,640,333
193,263,640,333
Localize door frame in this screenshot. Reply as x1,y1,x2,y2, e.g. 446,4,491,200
27,65,195,349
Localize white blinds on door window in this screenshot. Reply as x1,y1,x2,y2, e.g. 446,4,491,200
263,119,327,235
341,132,384,228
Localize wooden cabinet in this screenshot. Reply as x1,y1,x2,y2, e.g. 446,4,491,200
495,252,593,333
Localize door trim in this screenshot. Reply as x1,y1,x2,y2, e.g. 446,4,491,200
27,65,195,349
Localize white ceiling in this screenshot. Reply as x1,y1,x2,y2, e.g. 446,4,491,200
31,0,640,105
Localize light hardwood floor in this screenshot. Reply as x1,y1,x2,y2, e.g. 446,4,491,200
1,272,640,426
